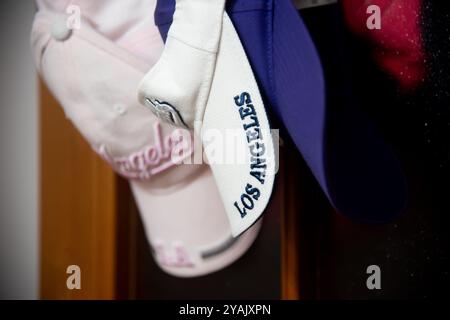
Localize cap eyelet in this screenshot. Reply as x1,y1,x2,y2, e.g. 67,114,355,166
51,20,72,42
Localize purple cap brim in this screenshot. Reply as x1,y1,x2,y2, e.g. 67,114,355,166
155,0,407,223
270,0,406,222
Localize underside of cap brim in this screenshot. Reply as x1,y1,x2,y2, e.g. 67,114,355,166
202,13,276,237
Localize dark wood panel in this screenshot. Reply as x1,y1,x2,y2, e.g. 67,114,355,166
40,80,118,299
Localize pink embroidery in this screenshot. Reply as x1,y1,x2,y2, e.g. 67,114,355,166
154,241,195,268
96,122,193,180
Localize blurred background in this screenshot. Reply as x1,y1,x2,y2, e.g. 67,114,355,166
0,1,38,300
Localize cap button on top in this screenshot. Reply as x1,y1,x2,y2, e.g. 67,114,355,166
51,20,72,41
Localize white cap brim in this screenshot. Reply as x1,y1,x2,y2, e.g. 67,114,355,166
201,14,276,237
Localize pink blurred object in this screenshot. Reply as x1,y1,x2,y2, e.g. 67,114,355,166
342,0,425,90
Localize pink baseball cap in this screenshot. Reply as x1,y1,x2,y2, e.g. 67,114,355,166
31,0,262,277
